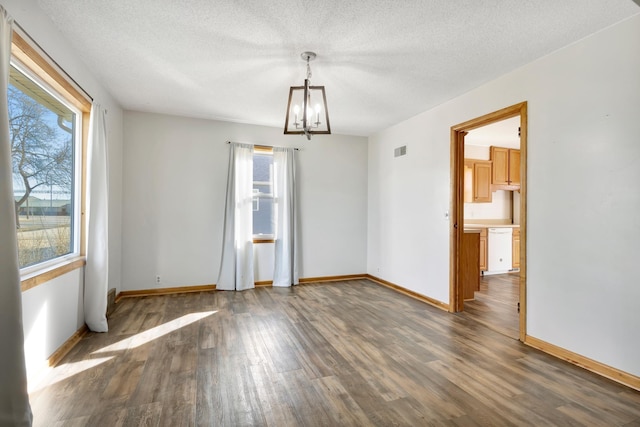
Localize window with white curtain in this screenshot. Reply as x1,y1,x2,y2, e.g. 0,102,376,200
219,143,298,289
252,150,274,239
7,31,92,286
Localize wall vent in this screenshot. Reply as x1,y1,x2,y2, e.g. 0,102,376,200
394,145,407,157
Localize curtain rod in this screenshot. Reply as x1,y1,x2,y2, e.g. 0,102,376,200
13,21,94,102
226,141,300,151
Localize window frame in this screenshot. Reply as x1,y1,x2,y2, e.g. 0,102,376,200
10,30,92,291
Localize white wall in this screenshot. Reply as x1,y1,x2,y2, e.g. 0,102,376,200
368,14,640,376
21,269,83,383
464,144,491,160
122,112,367,291
2,0,124,378
464,191,512,221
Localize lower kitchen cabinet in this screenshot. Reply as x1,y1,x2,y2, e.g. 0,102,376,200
462,230,480,300
512,228,520,269
479,228,487,272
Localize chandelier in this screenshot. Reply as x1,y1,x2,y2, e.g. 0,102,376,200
283,52,331,140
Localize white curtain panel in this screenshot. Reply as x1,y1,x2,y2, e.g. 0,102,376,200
217,143,255,291
0,7,33,426
84,103,109,332
272,147,299,287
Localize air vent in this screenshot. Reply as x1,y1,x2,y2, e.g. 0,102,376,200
394,145,407,157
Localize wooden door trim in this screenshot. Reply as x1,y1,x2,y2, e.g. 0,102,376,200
450,129,466,312
449,102,528,342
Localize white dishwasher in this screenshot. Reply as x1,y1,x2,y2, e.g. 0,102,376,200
487,227,513,274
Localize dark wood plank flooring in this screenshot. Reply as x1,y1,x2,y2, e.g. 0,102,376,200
462,273,520,339
29,280,640,426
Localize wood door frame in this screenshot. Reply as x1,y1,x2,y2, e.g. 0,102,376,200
449,102,528,342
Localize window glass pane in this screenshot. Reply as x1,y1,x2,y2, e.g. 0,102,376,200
253,197,273,236
9,64,77,268
253,153,273,236
253,153,272,183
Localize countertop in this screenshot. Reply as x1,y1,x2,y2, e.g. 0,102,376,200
464,223,520,229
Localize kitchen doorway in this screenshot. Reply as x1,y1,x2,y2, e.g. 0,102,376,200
449,102,527,342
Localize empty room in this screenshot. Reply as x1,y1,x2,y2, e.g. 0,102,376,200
1,1,639,426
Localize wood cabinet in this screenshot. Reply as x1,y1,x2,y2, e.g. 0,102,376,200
462,230,480,300
490,146,520,190
512,227,520,269
464,160,492,203
479,228,488,272
508,149,520,186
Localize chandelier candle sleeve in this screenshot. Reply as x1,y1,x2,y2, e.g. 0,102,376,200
284,51,331,140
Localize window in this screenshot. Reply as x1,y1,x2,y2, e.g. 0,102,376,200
10,61,81,269
8,31,91,282
252,150,274,239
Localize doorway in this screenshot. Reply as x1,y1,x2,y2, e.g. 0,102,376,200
449,102,527,342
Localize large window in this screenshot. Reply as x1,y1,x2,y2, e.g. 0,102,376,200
9,60,82,270
252,151,274,239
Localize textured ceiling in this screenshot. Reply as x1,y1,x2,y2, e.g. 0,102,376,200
36,0,639,136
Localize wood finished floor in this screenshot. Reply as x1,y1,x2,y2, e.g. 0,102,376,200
462,273,520,340
29,280,640,426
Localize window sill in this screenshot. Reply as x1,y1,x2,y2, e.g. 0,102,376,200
21,256,86,292
253,237,275,244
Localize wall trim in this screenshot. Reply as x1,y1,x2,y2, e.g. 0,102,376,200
299,274,367,283
255,281,273,286
525,335,640,391
116,284,217,300
47,324,88,367
366,275,449,311
116,275,369,300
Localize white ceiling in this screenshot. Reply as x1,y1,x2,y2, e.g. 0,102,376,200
36,0,639,137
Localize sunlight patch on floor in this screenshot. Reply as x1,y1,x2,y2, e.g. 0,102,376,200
29,356,114,393
93,311,217,354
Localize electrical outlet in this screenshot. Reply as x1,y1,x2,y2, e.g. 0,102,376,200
156,275,161,284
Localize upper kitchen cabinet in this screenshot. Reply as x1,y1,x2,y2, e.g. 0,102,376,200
464,160,492,203
491,146,520,190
